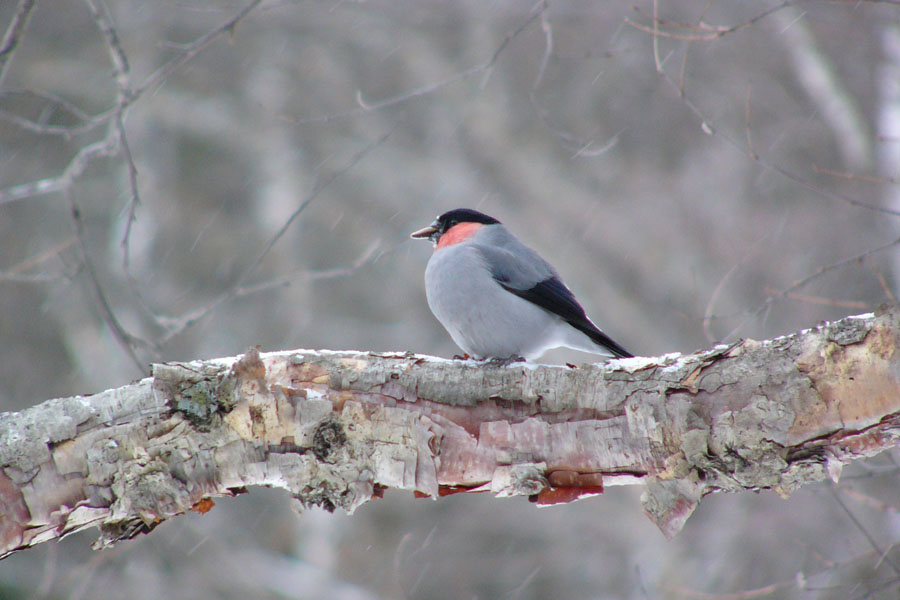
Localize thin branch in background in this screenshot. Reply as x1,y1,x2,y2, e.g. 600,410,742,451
117,112,142,278
0,271,74,283
630,0,890,199
0,3,137,208
0,0,269,360
626,1,793,42
156,128,395,345
773,240,900,302
532,8,552,92
812,165,898,185
234,238,383,298
84,0,160,349
0,0,37,88
0,90,98,137
242,128,394,286
83,0,130,91
277,2,546,126
702,220,788,342
0,0,265,205
0,236,79,283
666,539,900,599
702,261,742,344
82,0,143,291
636,11,894,217
0,133,122,205
68,193,150,376
852,577,900,600
676,28,691,94
866,258,897,303
840,486,900,514
664,578,796,599
678,2,712,94
131,0,264,100
744,83,757,160
0,0,387,349
652,63,900,217
527,5,621,156
762,287,869,310
477,0,547,90
720,236,900,342
652,0,662,72
829,483,900,575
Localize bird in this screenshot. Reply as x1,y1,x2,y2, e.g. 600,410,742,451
410,208,633,361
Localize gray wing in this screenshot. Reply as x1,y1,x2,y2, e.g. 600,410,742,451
474,234,633,359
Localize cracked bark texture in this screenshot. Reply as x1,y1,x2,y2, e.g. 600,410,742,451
2,306,899,558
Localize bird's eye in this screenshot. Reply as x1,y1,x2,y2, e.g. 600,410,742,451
447,219,458,228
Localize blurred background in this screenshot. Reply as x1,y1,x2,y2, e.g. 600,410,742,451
2,0,900,598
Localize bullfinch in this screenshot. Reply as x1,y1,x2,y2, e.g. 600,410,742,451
411,208,633,361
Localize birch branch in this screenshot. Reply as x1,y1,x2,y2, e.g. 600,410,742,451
2,306,899,559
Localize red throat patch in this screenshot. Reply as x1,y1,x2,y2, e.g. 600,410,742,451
437,222,483,249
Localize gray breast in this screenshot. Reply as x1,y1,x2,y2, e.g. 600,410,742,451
424,243,566,358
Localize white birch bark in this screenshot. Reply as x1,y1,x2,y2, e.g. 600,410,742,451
2,307,899,558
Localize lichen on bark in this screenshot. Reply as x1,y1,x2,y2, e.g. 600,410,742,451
2,308,899,558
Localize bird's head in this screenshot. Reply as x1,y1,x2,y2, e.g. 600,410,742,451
410,208,501,248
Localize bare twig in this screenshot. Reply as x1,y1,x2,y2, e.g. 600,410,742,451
83,0,156,343
829,484,900,575
68,193,150,376
279,2,546,126
131,0,264,100
654,66,900,217
234,238,383,298
2,236,77,274
867,258,898,303
762,287,869,310
0,0,265,205
527,4,621,156
652,0,662,72
626,2,793,42
0,0,37,88
722,236,900,342
83,0,130,91
702,221,788,342
664,579,795,599
0,90,97,138
702,261,742,344
744,83,756,160
82,0,142,283
0,135,121,205
156,129,394,345
840,486,900,514
0,236,79,283
812,165,897,185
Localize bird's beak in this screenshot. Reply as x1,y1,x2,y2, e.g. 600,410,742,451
410,220,440,244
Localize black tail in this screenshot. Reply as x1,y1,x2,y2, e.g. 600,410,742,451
572,321,634,359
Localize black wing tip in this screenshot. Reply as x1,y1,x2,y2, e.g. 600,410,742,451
609,345,634,359
498,277,635,358
574,322,634,359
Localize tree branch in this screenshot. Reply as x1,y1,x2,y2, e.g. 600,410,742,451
2,306,900,559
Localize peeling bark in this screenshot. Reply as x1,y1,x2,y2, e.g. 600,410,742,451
2,307,899,558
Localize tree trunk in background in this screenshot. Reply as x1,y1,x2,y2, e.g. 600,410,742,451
2,306,899,558
880,25,900,297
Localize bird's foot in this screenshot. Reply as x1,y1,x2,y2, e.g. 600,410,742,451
484,354,526,367
452,353,471,361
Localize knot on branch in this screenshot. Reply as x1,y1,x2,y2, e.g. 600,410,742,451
312,419,347,462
